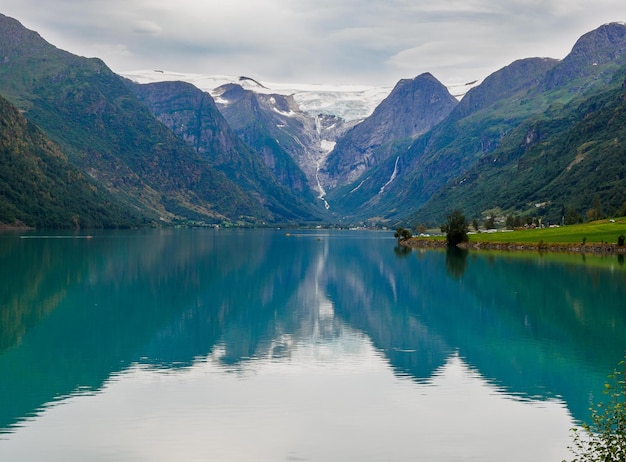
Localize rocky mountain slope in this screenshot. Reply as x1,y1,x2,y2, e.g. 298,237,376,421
210,81,353,206
127,80,322,222
408,70,626,225
320,73,459,190
2,12,626,229
0,14,317,226
326,22,626,225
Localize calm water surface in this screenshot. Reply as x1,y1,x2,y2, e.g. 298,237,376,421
1,229,625,461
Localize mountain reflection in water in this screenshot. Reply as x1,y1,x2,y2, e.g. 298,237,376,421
0,229,625,449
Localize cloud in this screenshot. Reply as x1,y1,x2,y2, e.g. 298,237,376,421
2,0,625,86
132,20,162,35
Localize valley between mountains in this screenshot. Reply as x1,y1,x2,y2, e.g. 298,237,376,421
1,13,626,229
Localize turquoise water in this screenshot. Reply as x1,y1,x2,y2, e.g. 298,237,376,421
0,228,625,461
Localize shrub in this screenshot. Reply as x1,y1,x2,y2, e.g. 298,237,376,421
565,358,626,462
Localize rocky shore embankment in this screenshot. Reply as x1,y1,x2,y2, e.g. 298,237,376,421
400,237,626,254
0,221,33,231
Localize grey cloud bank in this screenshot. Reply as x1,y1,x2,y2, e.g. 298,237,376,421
2,0,624,86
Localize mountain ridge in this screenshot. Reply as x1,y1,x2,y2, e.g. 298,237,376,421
2,13,626,228
323,22,626,225
128,79,323,222
0,13,319,226
407,70,626,226
320,73,459,190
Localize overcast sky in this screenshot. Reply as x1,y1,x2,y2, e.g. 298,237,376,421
2,1,624,87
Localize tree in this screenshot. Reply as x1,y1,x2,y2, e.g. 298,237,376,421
565,208,583,225
394,227,412,242
566,357,626,462
484,213,496,230
593,194,604,220
442,210,468,247
414,224,427,235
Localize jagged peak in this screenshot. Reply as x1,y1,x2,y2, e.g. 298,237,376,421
238,76,268,89
567,22,626,58
394,72,444,89
542,22,626,90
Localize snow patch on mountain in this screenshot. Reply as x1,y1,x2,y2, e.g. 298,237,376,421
123,70,390,121
122,70,480,208
320,140,336,152
123,70,479,122
447,79,483,98
272,107,297,117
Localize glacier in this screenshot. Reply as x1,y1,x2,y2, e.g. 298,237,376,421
123,70,479,122
122,70,391,122
121,70,480,207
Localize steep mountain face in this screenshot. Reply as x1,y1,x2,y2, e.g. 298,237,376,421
214,84,316,193
0,14,298,225
321,73,458,189
324,58,559,222
212,82,356,204
0,94,140,228
128,80,323,222
543,22,626,91
450,58,559,120
327,22,626,225
3,13,626,229
408,71,626,225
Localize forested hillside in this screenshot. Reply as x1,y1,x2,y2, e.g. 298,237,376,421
409,73,626,226
0,14,307,227
0,95,141,228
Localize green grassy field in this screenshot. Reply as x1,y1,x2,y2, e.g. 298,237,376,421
469,218,626,244
404,218,626,272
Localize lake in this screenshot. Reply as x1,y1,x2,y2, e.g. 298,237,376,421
0,228,625,461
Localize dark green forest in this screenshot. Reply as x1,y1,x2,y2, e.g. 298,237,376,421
0,95,142,228
409,74,626,226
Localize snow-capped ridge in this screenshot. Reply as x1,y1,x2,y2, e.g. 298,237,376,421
122,70,480,122
122,70,390,121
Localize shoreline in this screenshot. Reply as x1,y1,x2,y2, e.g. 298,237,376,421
400,237,626,255
0,223,34,232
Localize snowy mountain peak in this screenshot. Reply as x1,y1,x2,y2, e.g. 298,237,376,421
122,70,392,121
123,70,480,122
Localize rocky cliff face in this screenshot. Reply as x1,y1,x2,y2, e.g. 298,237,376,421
323,23,626,224
213,82,356,203
320,73,458,189
129,80,324,222
129,80,239,162
543,22,626,90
